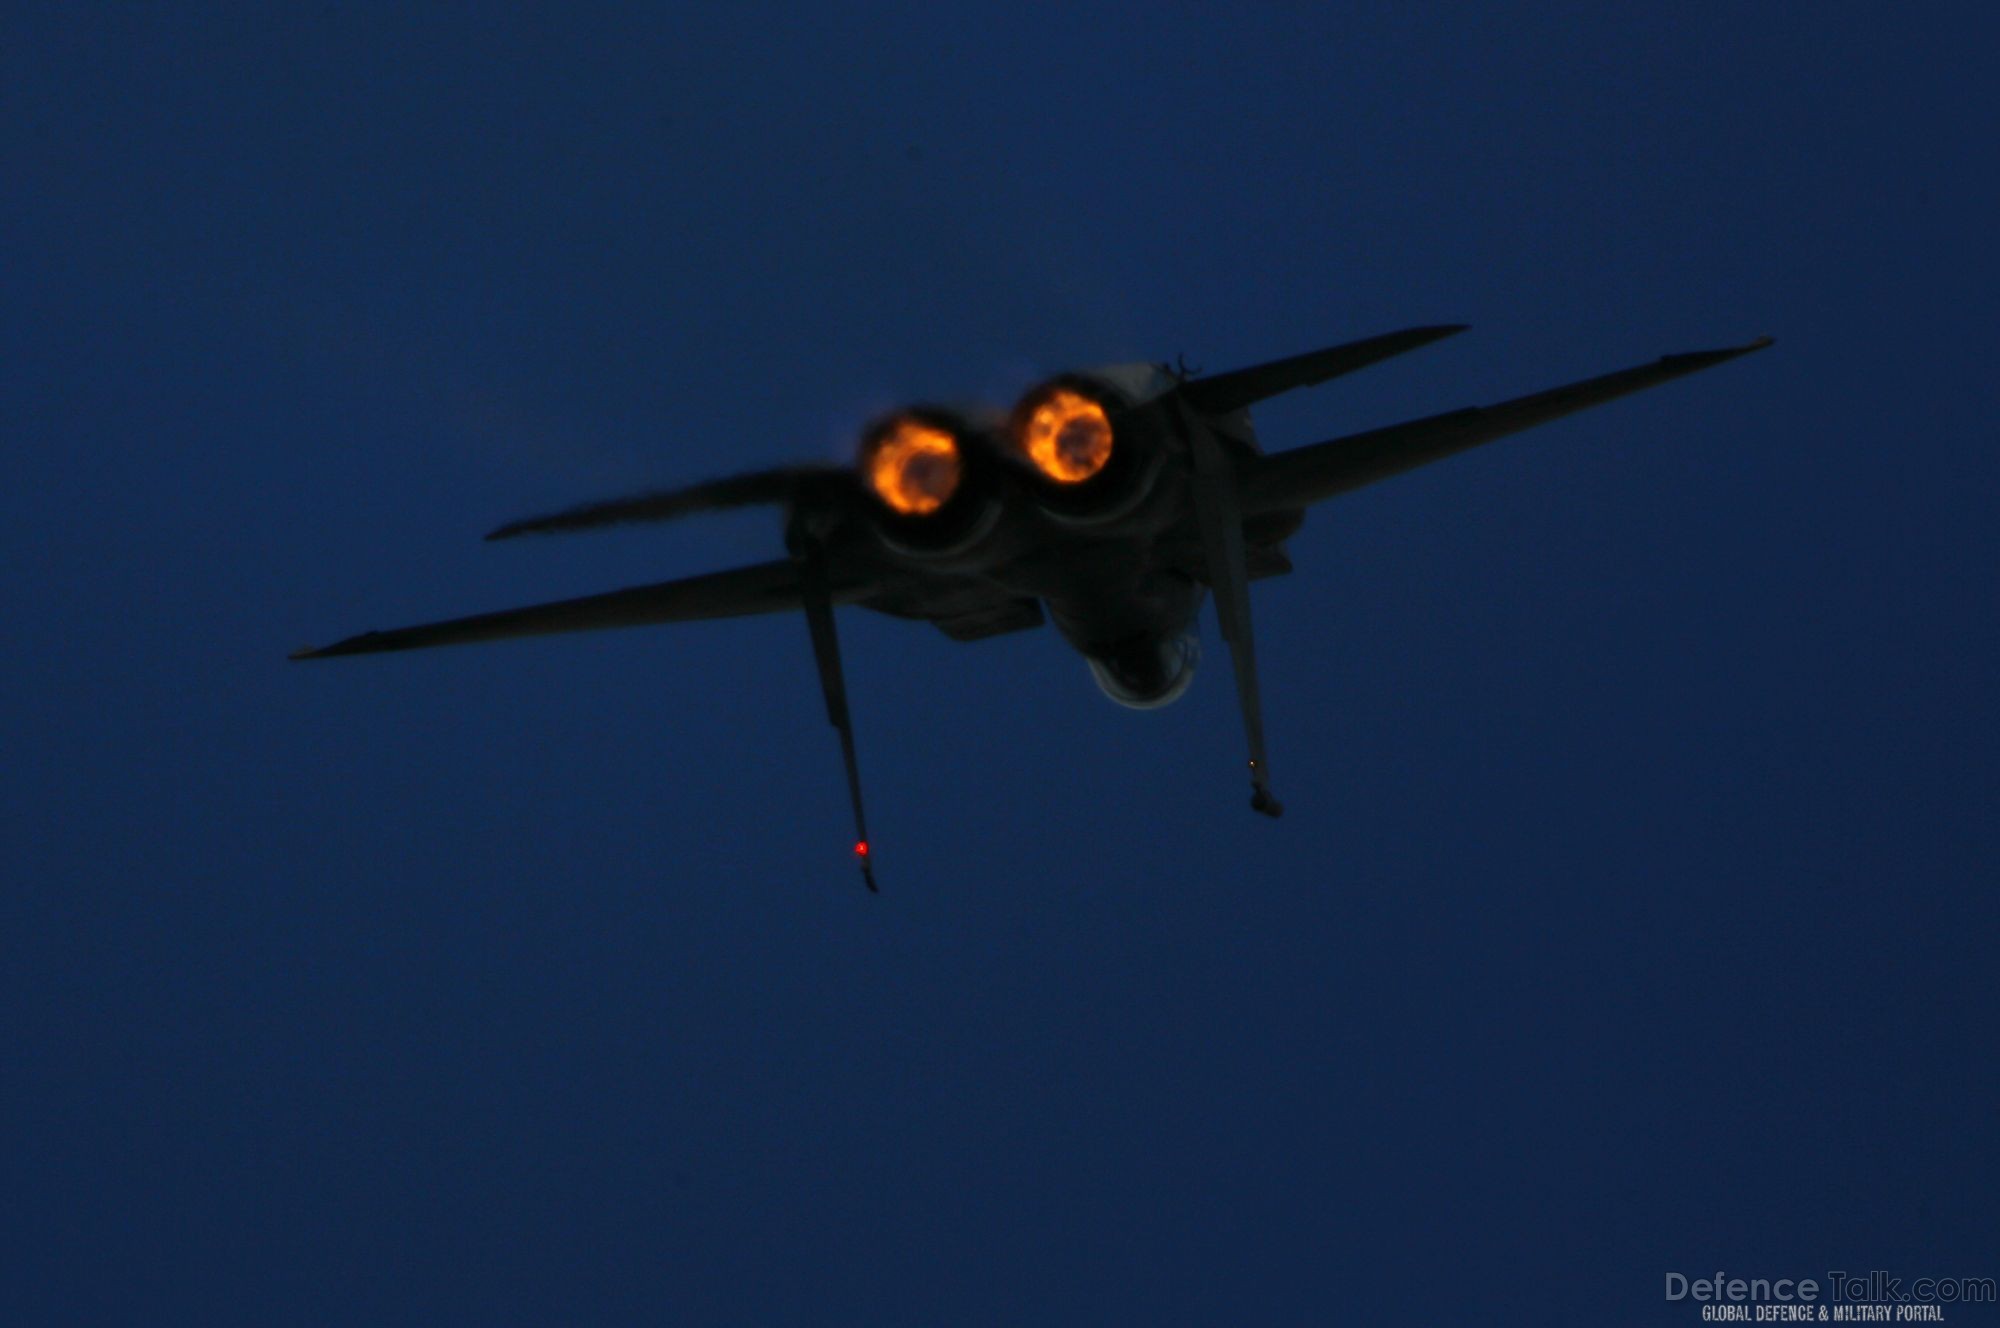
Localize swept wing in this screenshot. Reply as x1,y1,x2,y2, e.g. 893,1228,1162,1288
291,558,849,659
1240,338,1773,514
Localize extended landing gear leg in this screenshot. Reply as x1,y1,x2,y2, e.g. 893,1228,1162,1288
793,534,879,892
1183,404,1284,820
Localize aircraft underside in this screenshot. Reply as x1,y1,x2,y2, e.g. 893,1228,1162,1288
293,325,1771,890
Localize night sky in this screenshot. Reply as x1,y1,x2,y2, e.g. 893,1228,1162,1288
6,5,1996,1323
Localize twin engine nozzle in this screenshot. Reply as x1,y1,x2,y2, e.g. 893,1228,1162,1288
858,382,1122,522
863,414,965,517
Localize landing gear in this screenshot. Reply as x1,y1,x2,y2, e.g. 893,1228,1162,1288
1182,399,1284,820
792,527,879,893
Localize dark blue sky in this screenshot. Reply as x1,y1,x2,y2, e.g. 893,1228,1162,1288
6,4,1996,1323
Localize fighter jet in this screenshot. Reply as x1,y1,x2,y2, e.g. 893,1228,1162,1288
293,326,1770,889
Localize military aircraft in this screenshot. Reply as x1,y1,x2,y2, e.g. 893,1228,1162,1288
293,325,1770,890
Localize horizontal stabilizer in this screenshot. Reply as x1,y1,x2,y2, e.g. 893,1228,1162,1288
291,558,840,658
1180,324,1468,416
1241,338,1773,514
486,465,849,541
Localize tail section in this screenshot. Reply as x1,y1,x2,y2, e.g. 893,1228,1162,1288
1179,324,1469,416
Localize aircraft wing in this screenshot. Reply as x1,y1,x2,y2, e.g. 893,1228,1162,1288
485,464,851,541
291,558,857,659
1239,338,1773,515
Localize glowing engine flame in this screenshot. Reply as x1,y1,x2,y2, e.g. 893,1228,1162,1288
866,418,962,515
1023,389,1113,484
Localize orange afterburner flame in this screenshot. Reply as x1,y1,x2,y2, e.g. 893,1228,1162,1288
1022,388,1113,484
866,418,962,515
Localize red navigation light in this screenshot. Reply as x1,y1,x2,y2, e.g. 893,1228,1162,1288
855,840,871,858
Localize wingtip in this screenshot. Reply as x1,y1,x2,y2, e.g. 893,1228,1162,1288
1663,336,1777,369
290,633,379,660
1720,335,1777,361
